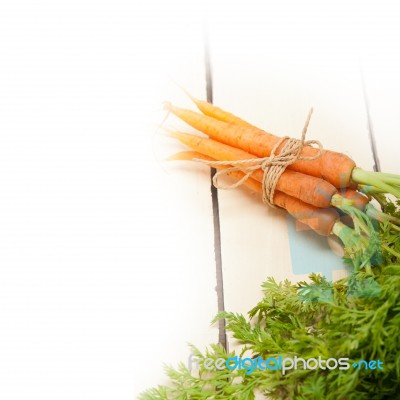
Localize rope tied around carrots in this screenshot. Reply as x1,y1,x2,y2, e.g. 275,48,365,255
195,108,324,207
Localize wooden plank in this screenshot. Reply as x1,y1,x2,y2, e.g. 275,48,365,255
0,2,218,399
207,1,375,353
358,20,400,174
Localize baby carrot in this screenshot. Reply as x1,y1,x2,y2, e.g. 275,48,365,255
342,189,369,210
165,102,356,189
274,192,340,236
169,130,338,209
188,95,255,128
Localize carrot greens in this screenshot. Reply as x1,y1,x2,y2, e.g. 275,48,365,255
139,197,400,400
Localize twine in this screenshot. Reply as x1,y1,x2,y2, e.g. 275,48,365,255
195,108,323,207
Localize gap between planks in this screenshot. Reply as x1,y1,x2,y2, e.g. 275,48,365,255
359,62,381,172
203,22,227,351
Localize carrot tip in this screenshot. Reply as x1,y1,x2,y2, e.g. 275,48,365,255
165,154,179,161
166,129,181,140
157,126,177,140
179,87,196,102
186,92,200,104
170,80,197,101
165,152,191,162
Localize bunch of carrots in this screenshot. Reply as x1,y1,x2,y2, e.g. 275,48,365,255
165,95,400,249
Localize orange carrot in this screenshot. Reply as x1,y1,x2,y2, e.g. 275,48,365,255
274,192,340,236
188,96,255,128
169,131,338,208
165,103,356,188
342,189,369,210
168,151,214,163
170,151,339,236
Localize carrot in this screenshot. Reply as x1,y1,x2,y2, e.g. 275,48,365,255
169,130,339,209
165,102,356,188
170,151,339,236
168,151,214,163
188,95,255,128
342,189,369,210
274,192,340,236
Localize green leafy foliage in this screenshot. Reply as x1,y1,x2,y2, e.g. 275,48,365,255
139,199,400,400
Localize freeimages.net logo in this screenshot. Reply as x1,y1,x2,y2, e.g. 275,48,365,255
188,354,384,376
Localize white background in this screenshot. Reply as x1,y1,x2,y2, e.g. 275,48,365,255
0,1,399,399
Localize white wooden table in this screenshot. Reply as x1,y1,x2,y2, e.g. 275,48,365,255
0,2,398,400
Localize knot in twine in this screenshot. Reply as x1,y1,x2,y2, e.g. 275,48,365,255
196,108,323,207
